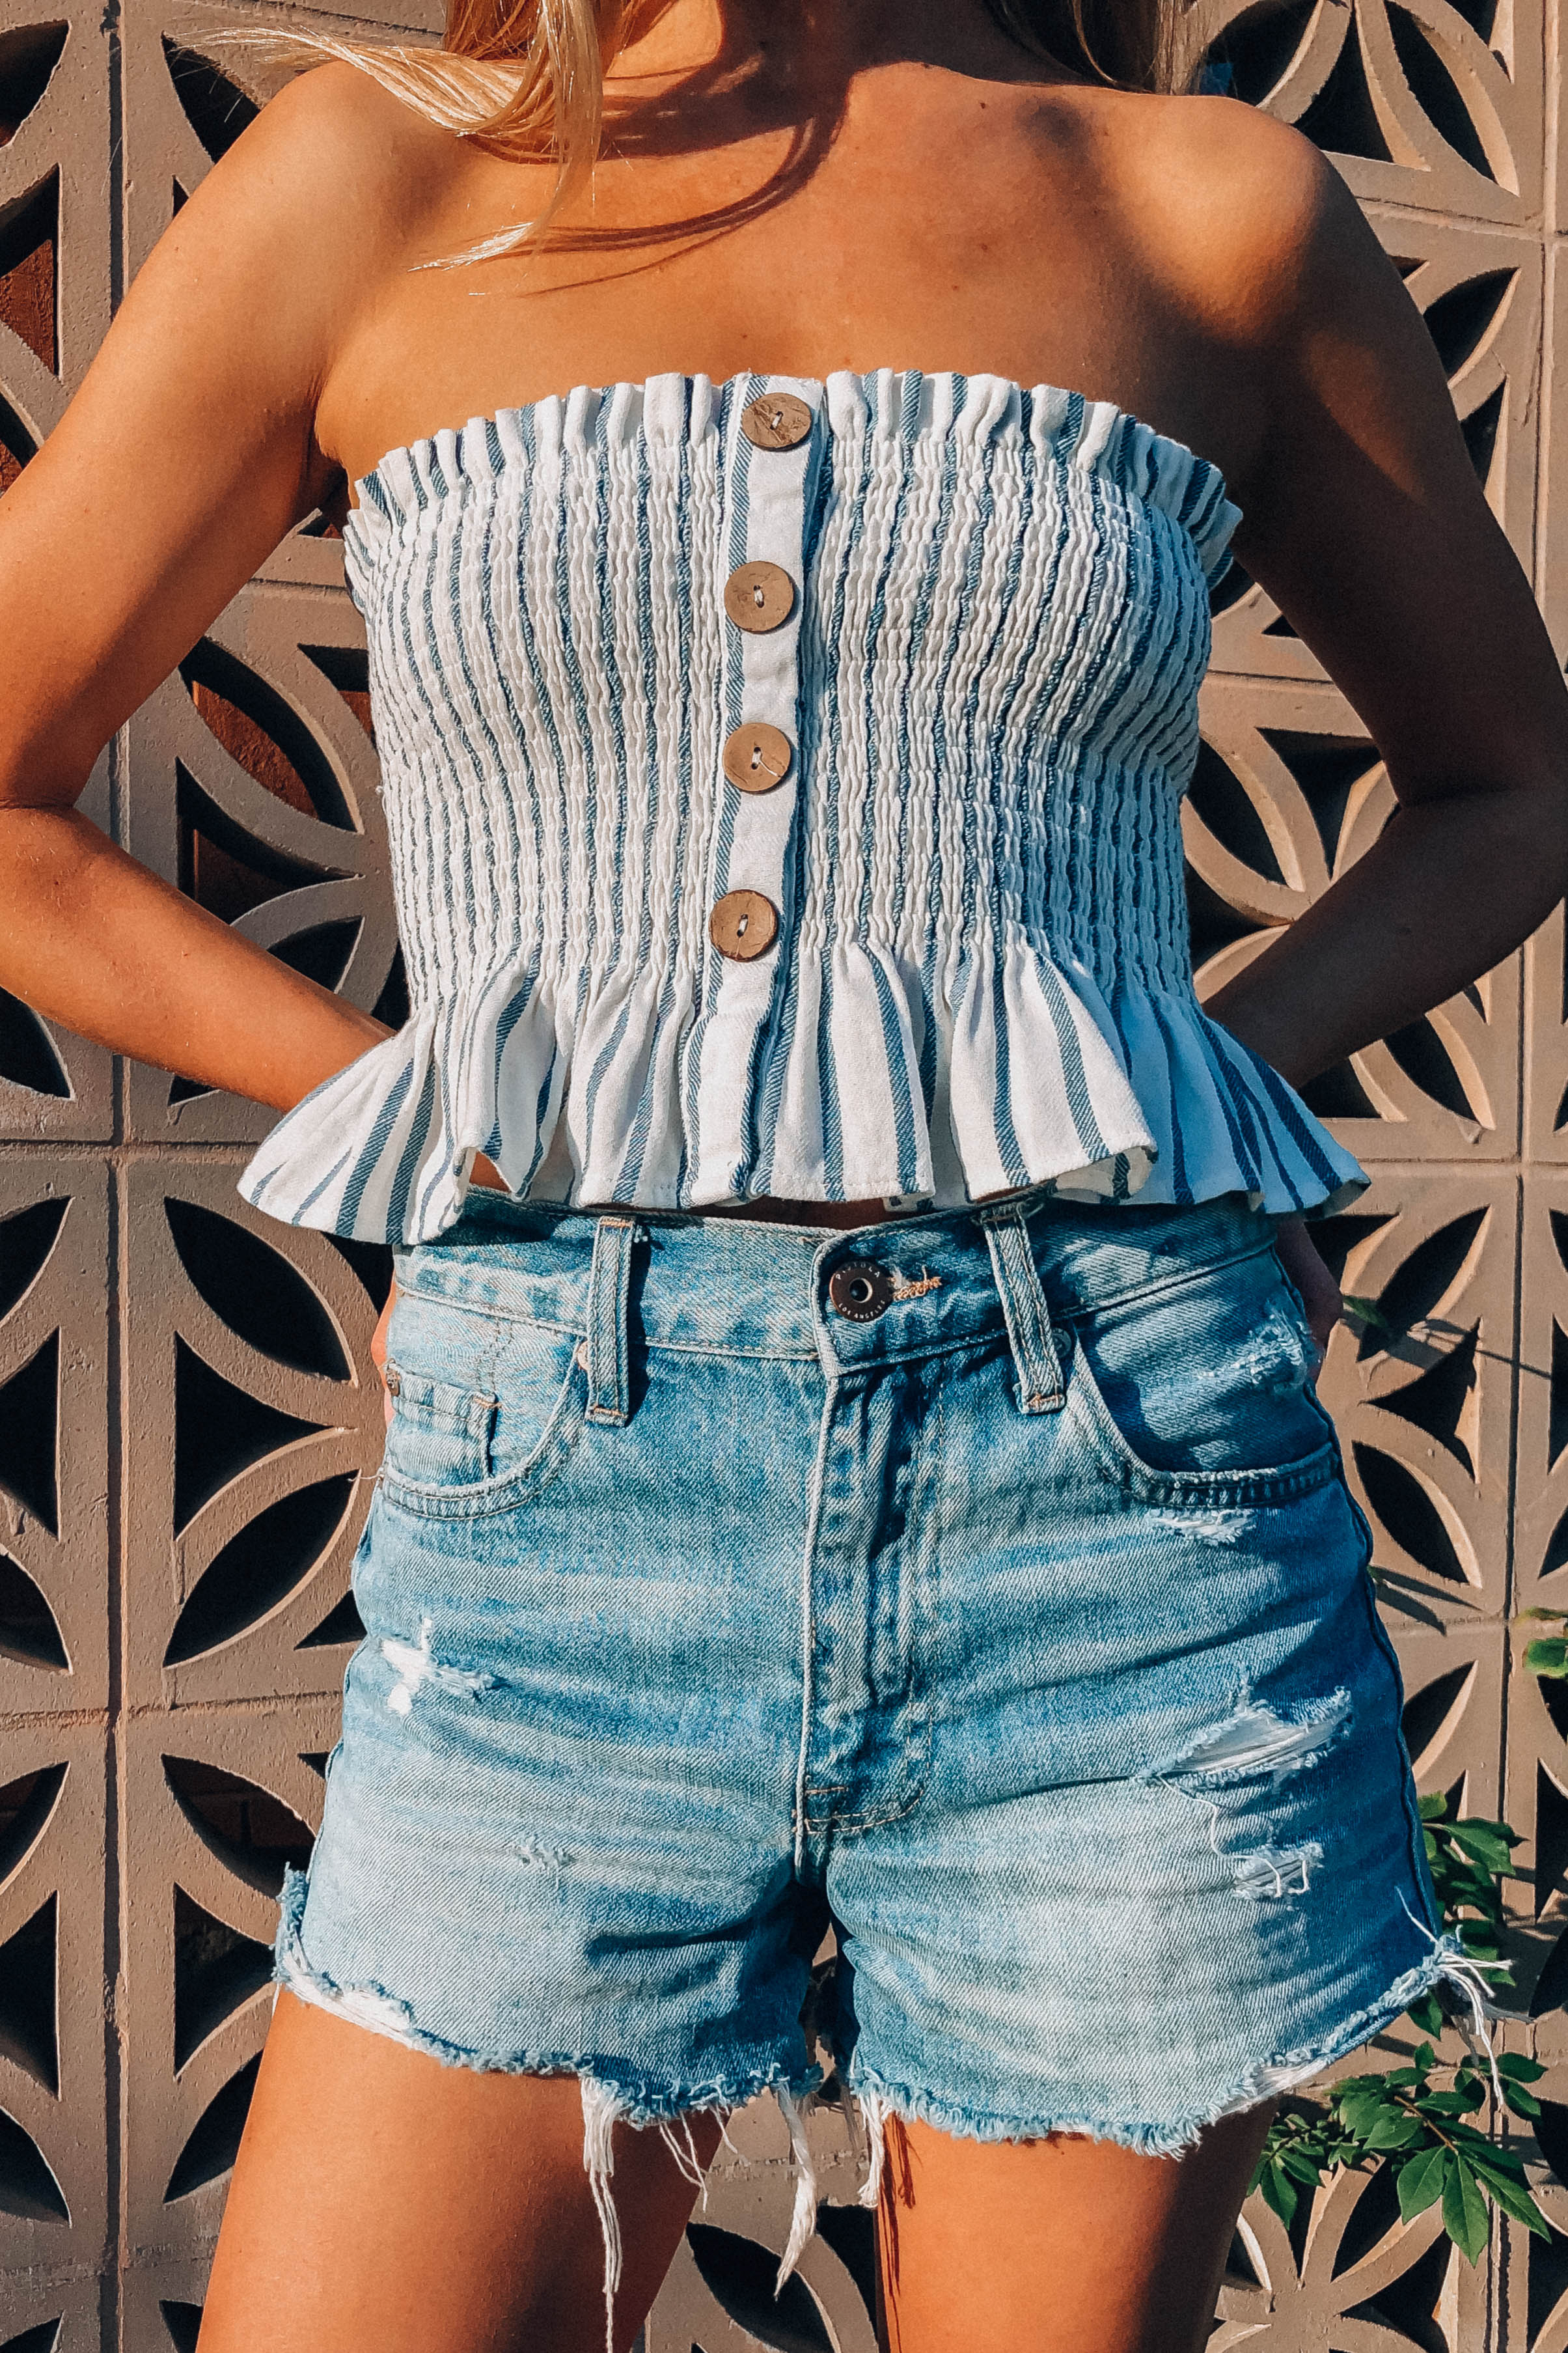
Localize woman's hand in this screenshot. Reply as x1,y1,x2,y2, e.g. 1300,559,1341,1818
366,1156,502,1429
0,72,411,1115
1274,1215,1342,1359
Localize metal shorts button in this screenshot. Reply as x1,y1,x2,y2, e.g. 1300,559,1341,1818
828,1260,894,1321
724,561,795,634
722,721,793,794
709,889,779,961
741,391,813,451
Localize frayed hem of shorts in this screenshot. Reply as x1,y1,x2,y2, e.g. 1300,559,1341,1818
274,1867,826,2351
844,1923,1502,2199
273,1866,820,2120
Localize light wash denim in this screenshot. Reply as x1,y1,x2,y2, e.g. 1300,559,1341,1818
277,1184,1485,2341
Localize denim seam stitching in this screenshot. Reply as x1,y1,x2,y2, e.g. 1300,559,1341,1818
376,1365,589,1517
393,1242,1279,1357
1048,1236,1277,1328
1064,1365,1339,1506
395,1289,825,1361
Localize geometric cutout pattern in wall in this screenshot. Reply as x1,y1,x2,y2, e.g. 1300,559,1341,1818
1201,0,1544,225
120,1162,385,1710
1191,677,1525,1167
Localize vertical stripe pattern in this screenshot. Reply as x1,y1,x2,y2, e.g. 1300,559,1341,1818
236,369,1367,1242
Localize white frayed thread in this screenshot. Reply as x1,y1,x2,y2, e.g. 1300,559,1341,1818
1399,1893,1509,2109
280,1966,421,2045
774,2085,820,2296
1241,1302,1315,1393
855,2088,897,2211
580,2076,625,2353
1162,1689,1352,1787
1150,1507,1258,1546
657,2113,708,2197
1234,2049,1348,2104
381,1617,496,1716
1233,1841,1323,1900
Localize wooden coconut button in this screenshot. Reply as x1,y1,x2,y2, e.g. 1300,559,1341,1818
724,561,795,634
741,391,814,452
722,722,794,794
709,889,778,962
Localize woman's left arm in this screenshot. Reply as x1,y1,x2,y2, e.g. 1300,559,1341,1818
1199,130,1568,1086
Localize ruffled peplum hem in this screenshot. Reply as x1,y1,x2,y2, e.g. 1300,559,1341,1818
235,943,1366,1245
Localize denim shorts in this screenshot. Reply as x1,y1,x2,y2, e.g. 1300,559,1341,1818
277,1184,1480,2310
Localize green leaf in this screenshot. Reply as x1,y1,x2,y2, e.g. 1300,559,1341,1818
1397,2143,1450,2223
1504,2087,1544,2119
1420,1791,1451,1821
1498,2055,1547,2082
1259,2158,1299,2228
1527,1637,1568,1678
1444,2154,1491,2264
1422,2091,1481,2115
1342,1294,1394,1333
1437,2119,1497,2154
1405,1992,1446,2037
1364,2108,1426,2151
1442,1822,1517,1873
1476,2169,1554,2240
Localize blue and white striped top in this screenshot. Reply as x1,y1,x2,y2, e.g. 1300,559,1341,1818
236,368,1366,1242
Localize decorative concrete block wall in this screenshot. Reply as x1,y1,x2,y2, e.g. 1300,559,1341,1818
0,0,1563,2341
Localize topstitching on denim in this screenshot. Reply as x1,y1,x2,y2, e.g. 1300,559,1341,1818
392,1199,1284,1371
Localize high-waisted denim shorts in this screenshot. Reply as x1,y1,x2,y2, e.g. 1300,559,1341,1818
277,1184,1479,2303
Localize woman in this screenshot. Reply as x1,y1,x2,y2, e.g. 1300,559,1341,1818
0,0,1561,2345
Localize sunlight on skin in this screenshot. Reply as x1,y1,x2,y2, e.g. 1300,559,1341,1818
875,2108,1277,2353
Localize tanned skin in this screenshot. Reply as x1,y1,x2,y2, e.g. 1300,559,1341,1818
1,3,1563,2345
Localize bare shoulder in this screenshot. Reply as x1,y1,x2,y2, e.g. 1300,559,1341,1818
1101,90,1369,344
100,50,484,484
180,57,470,277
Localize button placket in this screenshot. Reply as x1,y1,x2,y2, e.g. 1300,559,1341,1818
690,378,818,1194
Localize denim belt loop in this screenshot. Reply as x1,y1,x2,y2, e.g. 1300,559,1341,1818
585,1214,642,1427
978,1204,1066,1414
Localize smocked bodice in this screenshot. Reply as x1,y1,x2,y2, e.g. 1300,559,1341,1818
236,368,1365,1242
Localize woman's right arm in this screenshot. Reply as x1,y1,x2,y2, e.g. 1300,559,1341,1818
0,64,425,1108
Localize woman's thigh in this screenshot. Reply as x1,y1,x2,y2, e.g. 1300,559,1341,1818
197,1991,721,2353
874,2106,1275,2353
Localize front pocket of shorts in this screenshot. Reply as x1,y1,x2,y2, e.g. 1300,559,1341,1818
1064,1245,1336,1503
379,1328,587,1518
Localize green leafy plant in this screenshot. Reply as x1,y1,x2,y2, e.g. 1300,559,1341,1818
1520,1604,1568,1682
1248,1793,1550,2260
1340,1294,1396,1337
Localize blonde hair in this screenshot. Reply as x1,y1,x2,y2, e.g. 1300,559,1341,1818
212,0,1201,265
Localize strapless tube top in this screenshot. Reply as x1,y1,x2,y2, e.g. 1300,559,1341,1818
236,368,1366,1242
